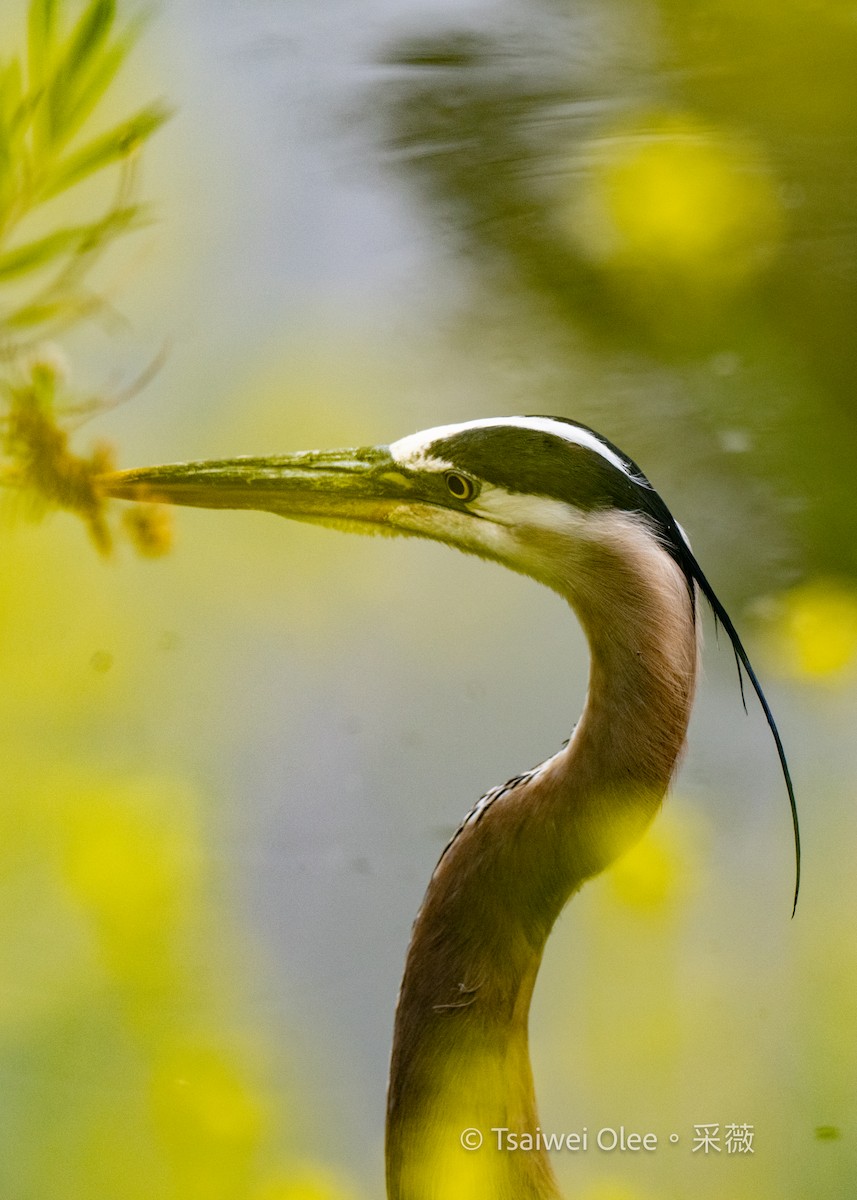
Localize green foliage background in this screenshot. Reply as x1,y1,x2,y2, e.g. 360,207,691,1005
0,0,167,342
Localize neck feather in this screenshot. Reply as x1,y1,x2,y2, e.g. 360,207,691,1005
386,517,699,1200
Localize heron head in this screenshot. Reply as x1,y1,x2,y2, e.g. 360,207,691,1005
102,415,695,599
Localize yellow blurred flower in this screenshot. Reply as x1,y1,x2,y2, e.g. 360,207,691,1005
253,1165,358,1200
58,773,203,990
610,833,675,911
0,859,95,1036
396,1146,502,1200
151,1039,269,1197
0,523,136,719
569,112,783,295
606,811,698,914
580,1182,650,1200
122,501,175,557
152,1040,268,1144
763,579,857,682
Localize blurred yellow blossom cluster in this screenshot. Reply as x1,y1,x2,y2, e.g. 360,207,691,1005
761,579,857,684
1,523,360,1199
2,345,174,555
572,114,782,280
568,112,784,333
606,813,699,915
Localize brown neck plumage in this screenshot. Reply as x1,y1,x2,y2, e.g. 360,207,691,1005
385,521,699,1200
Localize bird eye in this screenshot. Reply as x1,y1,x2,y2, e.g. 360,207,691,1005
444,471,476,502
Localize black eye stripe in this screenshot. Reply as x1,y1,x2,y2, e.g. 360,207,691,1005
430,424,693,586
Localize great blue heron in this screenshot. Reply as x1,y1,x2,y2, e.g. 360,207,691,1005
103,415,798,1200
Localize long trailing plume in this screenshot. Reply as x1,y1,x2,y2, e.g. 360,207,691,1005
677,532,800,916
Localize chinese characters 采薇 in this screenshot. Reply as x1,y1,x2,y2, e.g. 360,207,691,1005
692,1123,755,1154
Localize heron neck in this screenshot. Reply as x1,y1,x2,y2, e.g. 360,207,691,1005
385,537,698,1200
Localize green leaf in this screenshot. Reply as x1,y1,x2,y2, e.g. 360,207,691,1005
0,121,10,194
80,201,148,245
0,205,146,281
0,227,89,281
0,64,17,179
0,59,31,172
27,0,60,86
46,0,116,146
52,34,130,146
1,296,82,329
65,0,116,76
0,64,27,215
0,58,24,126
39,103,170,200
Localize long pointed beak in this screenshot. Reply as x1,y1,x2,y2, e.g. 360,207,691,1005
100,446,416,529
